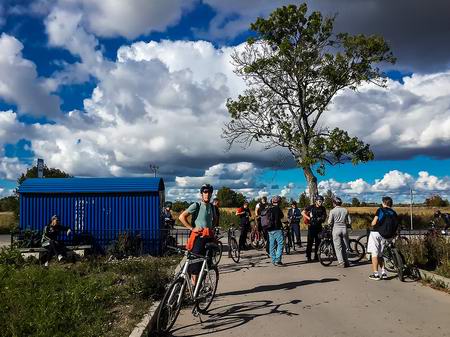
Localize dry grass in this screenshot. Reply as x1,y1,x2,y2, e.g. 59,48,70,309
0,212,16,234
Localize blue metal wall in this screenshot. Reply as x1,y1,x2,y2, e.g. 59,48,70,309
20,190,163,254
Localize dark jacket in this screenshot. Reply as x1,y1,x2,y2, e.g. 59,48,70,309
268,205,284,231
41,223,69,243
305,205,327,228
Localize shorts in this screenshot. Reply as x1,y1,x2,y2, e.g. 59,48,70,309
367,231,386,257
188,236,212,275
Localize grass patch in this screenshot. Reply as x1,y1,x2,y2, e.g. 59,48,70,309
0,212,17,234
0,247,180,337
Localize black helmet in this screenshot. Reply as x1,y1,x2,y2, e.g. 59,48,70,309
314,195,324,202
271,195,281,203
333,197,342,205
164,201,172,208
200,184,213,193
434,210,442,218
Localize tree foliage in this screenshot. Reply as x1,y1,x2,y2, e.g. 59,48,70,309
351,197,361,207
323,189,334,209
223,3,395,198
425,195,449,207
17,165,72,186
216,186,246,207
298,192,310,209
171,200,191,212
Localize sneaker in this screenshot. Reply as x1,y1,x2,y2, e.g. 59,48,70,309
336,262,347,268
57,254,63,262
381,273,388,280
275,261,284,266
44,261,49,267
368,273,381,281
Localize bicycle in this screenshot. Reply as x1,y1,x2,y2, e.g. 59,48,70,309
250,220,266,250
227,226,241,263
381,238,419,282
281,221,296,255
156,244,220,334
318,225,365,266
357,227,409,260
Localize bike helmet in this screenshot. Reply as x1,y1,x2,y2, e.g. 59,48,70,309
271,195,281,203
314,195,324,202
333,197,342,205
164,201,172,209
200,183,214,193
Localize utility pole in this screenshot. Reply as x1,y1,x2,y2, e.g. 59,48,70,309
410,187,413,231
149,164,159,178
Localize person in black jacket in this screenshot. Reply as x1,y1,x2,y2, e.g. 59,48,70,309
236,201,252,250
302,195,327,262
41,215,72,266
268,195,284,266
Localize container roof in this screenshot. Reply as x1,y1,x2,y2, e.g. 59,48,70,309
18,177,164,194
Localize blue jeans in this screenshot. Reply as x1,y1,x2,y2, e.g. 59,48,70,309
268,230,284,263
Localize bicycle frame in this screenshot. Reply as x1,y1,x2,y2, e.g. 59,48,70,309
171,251,210,306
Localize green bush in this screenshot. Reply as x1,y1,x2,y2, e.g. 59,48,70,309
398,235,450,278
0,256,179,337
218,211,240,230
0,247,25,266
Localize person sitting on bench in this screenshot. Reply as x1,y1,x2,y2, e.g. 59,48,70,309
41,215,71,266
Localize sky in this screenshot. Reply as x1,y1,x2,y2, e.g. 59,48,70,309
0,0,449,203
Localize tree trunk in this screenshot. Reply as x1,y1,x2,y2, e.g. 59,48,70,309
303,166,318,203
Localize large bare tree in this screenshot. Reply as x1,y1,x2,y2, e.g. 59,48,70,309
223,4,395,198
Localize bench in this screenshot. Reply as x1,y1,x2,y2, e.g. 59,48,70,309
18,245,92,260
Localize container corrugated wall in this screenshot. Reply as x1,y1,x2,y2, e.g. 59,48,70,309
19,192,162,254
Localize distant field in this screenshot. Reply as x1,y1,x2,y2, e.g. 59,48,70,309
0,212,17,234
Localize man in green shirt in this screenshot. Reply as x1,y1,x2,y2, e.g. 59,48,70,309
179,184,215,284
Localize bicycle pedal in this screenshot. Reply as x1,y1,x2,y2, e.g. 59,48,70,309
192,307,200,317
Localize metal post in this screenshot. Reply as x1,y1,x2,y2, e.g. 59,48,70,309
410,187,413,231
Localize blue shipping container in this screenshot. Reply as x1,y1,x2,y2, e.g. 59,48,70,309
18,177,165,254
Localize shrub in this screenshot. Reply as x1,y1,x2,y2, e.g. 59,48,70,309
0,247,24,267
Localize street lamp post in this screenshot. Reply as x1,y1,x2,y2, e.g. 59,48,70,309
149,165,159,178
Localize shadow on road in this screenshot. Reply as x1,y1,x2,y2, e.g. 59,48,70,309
170,299,301,337
218,278,339,297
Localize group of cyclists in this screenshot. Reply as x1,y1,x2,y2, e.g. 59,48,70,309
164,183,450,280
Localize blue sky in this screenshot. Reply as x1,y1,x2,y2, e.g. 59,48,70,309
0,0,449,202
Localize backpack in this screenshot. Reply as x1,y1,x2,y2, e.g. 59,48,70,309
377,208,399,239
260,205,274,230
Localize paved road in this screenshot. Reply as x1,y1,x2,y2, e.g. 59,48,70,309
0,234,10,248
170,248,450,337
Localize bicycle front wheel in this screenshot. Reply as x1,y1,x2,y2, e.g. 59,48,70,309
318,240,334,266
156,278,185,333
347,239,365,263
196,266,219,313
229,237,240,263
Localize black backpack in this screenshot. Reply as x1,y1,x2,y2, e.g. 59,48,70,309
260,205,274,230
377,208,399,239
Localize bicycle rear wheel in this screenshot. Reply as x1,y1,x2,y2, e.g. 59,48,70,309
318,240,334,266
284,231,291,255
229,237,240,263
382,248,397,273
196,266,219,313
156,278,185,333
211,241,223,267
347,239,365,263
392,248,405,282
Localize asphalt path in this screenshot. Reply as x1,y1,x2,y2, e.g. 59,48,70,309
170,247,450,337
0,234,10,248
